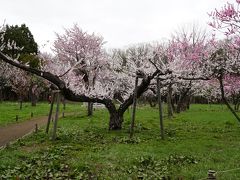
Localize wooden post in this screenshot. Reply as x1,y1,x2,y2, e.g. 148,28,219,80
62,95,66,110
130,76,138,138
207,170,216,179
46,92,55,133
52,90,60,140
19,99,23,110
35,123,38,133
31,112,33,118
16,115,18,122
62,94,66,118
157,78,164,140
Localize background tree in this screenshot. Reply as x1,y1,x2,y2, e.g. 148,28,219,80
0,23,46,105
1,24,38,60
0,61,10,102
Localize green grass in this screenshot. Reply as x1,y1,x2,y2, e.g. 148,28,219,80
0,101,81,126
0,104,240,179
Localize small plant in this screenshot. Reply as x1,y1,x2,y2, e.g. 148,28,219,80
127,154,198,179
113,136,141,144
164,128,176,137
0,146,82,179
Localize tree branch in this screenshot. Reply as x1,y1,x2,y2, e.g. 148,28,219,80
0,52,109,105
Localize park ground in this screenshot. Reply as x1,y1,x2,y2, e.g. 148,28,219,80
0,102,240,179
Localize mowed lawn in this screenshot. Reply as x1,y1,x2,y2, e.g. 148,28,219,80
0,101,81,126
0,104,240,179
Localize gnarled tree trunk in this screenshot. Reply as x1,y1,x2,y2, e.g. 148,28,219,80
109,111,124,130
176,88,191,113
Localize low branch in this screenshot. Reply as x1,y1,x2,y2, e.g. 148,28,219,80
148,58,160,71
119,69,165,114
0,52,108,105
0,52,65,88
178,76,210,81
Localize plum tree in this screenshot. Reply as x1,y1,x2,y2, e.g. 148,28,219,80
0,24,167,130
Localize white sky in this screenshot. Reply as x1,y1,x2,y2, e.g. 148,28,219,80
0,0,231,52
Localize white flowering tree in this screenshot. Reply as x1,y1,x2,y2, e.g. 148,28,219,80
0,61,11,101
0,24,167,130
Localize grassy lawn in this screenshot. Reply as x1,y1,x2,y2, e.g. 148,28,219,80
0,101,81,126
0,104,240,179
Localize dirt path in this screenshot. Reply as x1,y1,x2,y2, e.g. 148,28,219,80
0,116,48,147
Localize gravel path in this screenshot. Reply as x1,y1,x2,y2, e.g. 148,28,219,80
0,116,48,147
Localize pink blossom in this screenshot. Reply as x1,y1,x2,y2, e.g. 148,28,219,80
209,2,240,36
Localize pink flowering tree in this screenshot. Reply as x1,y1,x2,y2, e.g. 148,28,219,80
223,75,240,110
208,0,240,37
208,0,240,121
156,26,212,114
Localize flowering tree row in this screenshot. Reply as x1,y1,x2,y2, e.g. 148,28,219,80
1,0,240,129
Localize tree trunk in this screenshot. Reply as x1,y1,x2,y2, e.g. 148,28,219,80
234,103,237,111
176,89,191,113
171,95,176,112
31,93,37,106
167,84,173,118
19,96,23,110
176,95,183,113
233,94,240,111
237,103,240,111
30,84,37,106
130,76,138,138
87,102,93,116
104,100,123,130
109,111,124,130
186,96,191,110
0,88,2,103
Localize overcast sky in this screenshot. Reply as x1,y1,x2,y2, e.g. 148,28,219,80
0,0,231,52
